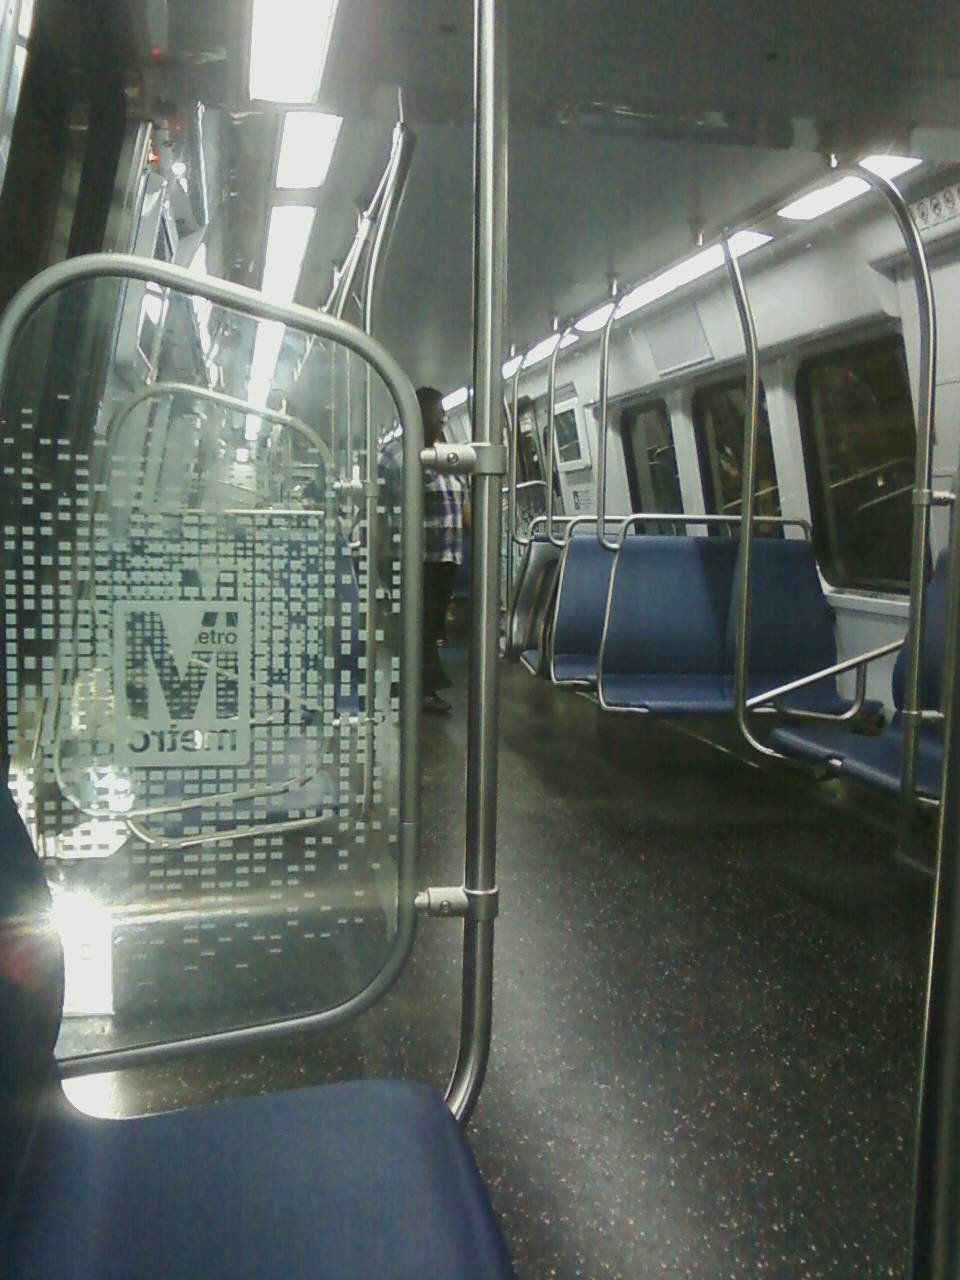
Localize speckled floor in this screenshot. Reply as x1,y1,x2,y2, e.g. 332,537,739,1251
64,657,935,1278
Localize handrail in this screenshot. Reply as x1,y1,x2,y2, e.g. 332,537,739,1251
507,349,530,545
721,234,787,764
545,322,577,548
358,120,415,820
743,637,903,710
910,509,960,1278
612,511,811,548
841,168,936,812
0,252,424,1078
595,291,620,551
445,0,506,1127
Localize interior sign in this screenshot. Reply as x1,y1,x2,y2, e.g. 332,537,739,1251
113,601,250,764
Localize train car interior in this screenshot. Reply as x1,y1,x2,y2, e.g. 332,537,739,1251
3,1,960,1276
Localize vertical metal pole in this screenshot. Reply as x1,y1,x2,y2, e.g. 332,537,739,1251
851,176,937,814
446,0,507,1125
596,293,620,552
910,517,960,1279
508,355,529,545
545,323,575,548
723,238,783,762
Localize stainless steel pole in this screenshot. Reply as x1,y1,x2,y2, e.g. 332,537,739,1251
910,515,960,1279
545,322,575,548
446,0,507,1126
723,237,784,762
596,294,620,552
840,172,937,813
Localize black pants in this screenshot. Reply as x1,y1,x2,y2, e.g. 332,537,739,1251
423,561,458,695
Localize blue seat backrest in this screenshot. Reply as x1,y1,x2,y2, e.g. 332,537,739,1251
725,538,836,679
553,538,616,656
892,550,950,711
0,785,63,1201
602,536,736,677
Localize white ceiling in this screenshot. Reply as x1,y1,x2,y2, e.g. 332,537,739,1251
169,0,960,391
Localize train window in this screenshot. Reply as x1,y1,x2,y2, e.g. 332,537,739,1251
692,379,782,534
797,335,916,592
620,399,681,516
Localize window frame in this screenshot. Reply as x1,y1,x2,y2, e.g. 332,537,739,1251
795,333,918,595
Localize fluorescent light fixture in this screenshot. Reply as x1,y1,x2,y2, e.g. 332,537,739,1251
777,175,869,221
262,205,316,301
575,302,615,334
859,154,923,180
18,0,35,39
276,112,343,188
522,331,579,368
249,0,340,103
248,321,285,409
442,386,469,411
615,231,772,320
727,229,774,258
502,354,523,379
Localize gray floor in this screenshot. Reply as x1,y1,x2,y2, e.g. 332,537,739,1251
67,657,935,1278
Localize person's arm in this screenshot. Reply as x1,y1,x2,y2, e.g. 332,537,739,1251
463,488,472,533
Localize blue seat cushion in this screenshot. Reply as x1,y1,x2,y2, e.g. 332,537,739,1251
551,654,598,684
771,720,942,798
601,674,730,714
2,1079,514,1280
550,540,615,684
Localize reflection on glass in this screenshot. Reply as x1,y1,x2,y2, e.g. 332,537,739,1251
797,335,916,591
692,379,782,535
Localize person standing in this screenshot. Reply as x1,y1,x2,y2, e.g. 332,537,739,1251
379,386,468,714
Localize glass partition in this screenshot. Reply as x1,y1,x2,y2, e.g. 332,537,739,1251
1,269,411,1056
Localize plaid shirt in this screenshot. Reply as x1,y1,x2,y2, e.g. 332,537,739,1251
379,430,466,564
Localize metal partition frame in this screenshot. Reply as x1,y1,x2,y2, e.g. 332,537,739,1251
544,323,577,548
723,177,938,776
0,252,425,1076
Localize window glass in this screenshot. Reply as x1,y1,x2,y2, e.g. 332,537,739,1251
692,379,781,535
620,400,682,518
554,407,581,465
797,335,916,591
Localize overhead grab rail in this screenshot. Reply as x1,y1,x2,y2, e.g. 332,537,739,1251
724,169,939,770
544,321,577,548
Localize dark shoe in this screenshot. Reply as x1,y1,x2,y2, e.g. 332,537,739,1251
422,693,452,715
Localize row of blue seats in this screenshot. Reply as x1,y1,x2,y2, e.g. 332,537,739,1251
0,779,514,1276
511,528,947,800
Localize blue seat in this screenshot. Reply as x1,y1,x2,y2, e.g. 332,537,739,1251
549,537,617,686
598,537,736,712
599,534,876,718
0,787,514,1280
770,550,949,798
723,538,881,718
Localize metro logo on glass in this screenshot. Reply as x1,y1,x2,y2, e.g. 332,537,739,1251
113,602,251,764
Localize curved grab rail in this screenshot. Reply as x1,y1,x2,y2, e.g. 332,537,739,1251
545,323,578,548
0,252,424,1078
612,510,812,547
722,236,786,763
507,350,530,546
595,294,621,551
